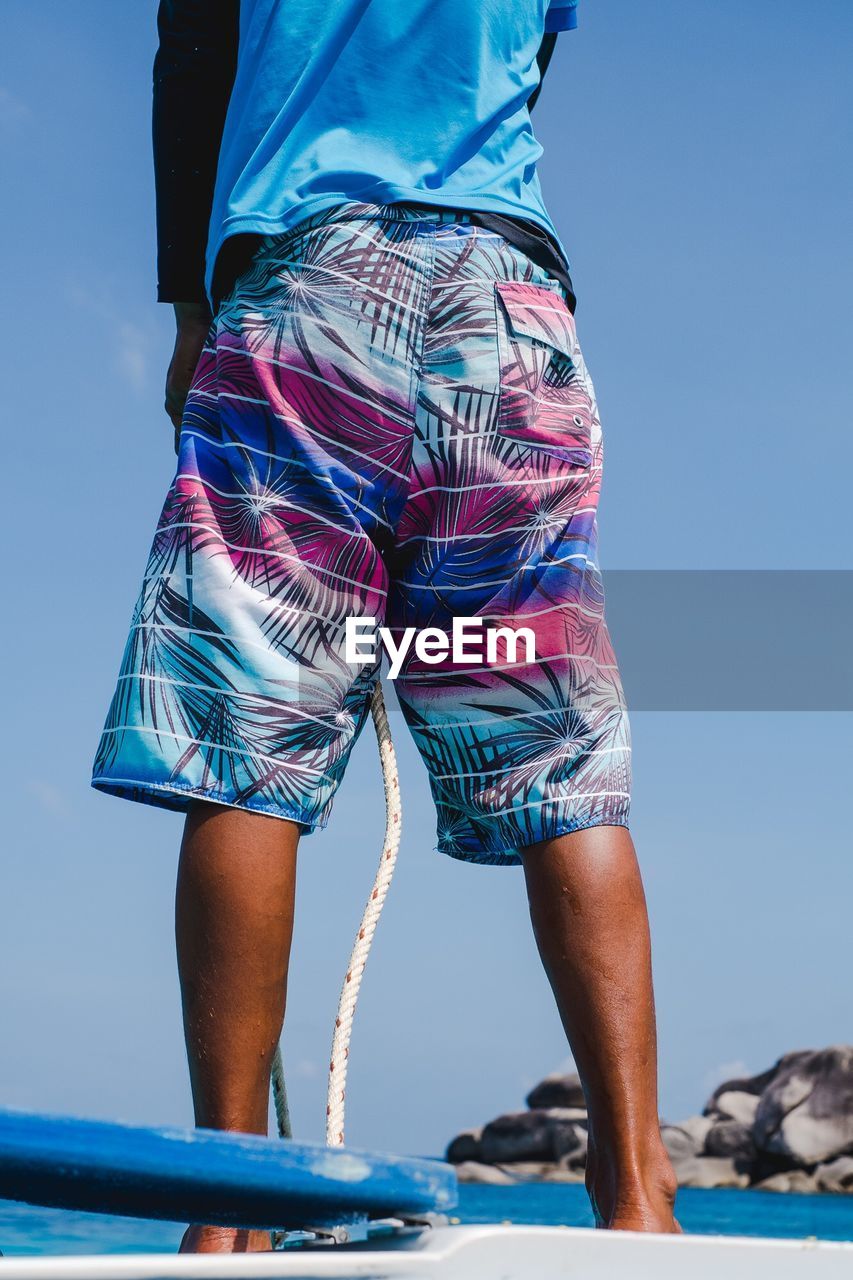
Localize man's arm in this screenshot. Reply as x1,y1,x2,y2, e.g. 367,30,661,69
153,0,238,435
528,33,558,113
154,0,238,304
529,0,577,111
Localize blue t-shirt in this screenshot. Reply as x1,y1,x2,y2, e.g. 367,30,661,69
205,0,577,298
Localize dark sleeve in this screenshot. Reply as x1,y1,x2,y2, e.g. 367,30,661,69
527,33,558,113
153,0,239,303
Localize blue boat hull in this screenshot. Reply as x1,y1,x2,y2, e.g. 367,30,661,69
0,1109,457,1230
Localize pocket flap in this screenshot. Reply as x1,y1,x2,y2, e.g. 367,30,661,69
495,280,576,358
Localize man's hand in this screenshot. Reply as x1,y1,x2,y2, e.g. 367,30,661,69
166,301,213,452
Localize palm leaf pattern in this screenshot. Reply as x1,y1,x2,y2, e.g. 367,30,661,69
92,204,629,860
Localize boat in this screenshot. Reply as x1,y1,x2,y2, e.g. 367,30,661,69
3,698,849,1275
0,1107,852,1278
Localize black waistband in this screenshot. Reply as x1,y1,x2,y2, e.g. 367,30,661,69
211,205,575,314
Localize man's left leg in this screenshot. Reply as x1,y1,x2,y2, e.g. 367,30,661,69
176,802,300,1253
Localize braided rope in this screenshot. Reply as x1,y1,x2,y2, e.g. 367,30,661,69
270,1045,292,1140
269,680,402,1150
326,682,402,1146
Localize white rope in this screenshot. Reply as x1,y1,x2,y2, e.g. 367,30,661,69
326,682,402,1146
269,680,402,1149
270,1045,292,1140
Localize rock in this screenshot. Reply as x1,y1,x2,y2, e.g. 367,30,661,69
454,1160,517,1185
815,1157,853,1194
705,1062,789,1113
674,1156,750,1190
710,1090,760,1126
526,1073,586,1111
498,1161,583,1184
753,1046,853,1165
748,1151,802,1186
661,1116,713,1161
479,1109,584,1165
676,1114,715,1150
559,1125,588,1169
449,1046,853,1193
551,1120,586,1163
705,1120,756,1162
551,1108,589,1128
754,1170,819,1194
539,1164,585,1184
664,1117,751,1187
445,1129,482,1164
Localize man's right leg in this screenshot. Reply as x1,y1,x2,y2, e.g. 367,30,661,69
175,801,299,1254
522,826,678,1232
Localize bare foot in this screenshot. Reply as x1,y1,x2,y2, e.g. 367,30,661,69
606,1199,682,1233
179,1225,272,1253
586,1138,681,1233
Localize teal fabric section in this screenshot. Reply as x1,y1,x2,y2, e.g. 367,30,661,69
205,0,577,299
546,0,579,32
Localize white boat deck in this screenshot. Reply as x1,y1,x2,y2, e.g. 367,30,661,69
1,1225,852,1279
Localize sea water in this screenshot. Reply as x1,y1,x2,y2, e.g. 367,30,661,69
1,1185,852,1256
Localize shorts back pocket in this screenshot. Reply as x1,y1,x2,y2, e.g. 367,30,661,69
494,280,593,468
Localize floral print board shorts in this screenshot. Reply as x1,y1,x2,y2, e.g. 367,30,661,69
92,205,630,864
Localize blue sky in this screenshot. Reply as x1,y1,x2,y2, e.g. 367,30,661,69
1,0,851,1157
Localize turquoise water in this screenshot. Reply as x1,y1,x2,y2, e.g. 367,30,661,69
1,1185,852,1256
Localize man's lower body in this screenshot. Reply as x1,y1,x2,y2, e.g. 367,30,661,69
92,205,677,1243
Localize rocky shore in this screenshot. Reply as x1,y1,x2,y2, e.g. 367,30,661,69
446,1046,853,1194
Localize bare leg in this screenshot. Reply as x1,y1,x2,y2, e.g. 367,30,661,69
175,801,300,1254
521,826,678,1232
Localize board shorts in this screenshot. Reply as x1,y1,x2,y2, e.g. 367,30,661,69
92,204,630,864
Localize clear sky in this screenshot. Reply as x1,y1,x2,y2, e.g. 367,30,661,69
1,0,851,1157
